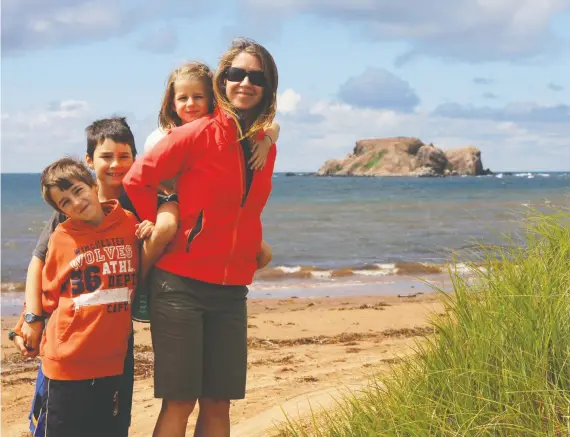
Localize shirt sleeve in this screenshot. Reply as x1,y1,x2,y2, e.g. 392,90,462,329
32,211,66,261
41,231,65,315
144,128,167,152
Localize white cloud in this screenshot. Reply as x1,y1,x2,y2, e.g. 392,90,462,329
6,100,89,130
1,0,212,55
2,1,131,54
3,95,569,173
5,0,568,63
473,77,494,85
274,92,570,172
277,89,302,113
1,100,158,172
338,68,419,111
1,100,91,172
433,102,570,123
548,82,564,91
241,0,570,63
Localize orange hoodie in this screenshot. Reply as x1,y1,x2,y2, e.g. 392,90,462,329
35,200,139,380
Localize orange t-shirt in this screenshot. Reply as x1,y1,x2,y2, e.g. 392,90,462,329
38,200,139,380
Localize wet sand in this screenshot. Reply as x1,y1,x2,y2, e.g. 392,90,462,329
1,293,444,437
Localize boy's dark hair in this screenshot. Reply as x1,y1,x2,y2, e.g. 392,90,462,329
85,117,137,159
41,157,97,212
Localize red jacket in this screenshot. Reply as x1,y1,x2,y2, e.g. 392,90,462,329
123,109,276,285
14,201,139,380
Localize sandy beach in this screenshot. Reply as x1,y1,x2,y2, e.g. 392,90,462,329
1,292,443,437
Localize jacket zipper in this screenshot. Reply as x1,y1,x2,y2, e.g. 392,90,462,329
223,142,247,284
186,210,204,252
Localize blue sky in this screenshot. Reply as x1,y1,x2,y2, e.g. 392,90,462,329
2,0,570,172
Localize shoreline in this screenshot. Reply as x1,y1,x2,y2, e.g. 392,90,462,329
1,270,453,317
1,291,444,437
0,259,466,294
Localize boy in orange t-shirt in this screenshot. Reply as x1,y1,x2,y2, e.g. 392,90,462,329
12,157,140,437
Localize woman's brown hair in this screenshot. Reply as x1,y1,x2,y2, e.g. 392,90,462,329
158,62,214,130
213,38,278,140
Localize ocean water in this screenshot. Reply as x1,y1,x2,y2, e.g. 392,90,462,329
2,172,569,302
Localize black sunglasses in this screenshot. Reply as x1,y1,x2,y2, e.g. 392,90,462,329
225,67,265,87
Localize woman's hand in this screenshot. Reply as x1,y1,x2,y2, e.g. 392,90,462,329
136,220,155,240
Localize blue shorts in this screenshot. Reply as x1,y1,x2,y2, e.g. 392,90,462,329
29,364,47,436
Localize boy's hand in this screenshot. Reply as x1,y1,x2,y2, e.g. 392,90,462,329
249,135,272,171
13,334,38,358
21,321,43,355
135,220,155,240
256,240,273,269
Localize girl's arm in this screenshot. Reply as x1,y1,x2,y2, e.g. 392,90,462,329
250,122,280,171
123,125,204,222
265,122,280,145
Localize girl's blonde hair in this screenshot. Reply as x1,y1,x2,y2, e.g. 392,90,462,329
158,62,214,130
213,38,278,140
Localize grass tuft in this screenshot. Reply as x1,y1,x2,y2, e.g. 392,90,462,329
276,208,570,436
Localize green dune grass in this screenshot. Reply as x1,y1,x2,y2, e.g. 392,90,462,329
277,210,570,437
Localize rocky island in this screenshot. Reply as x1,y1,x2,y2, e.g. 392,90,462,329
317,137,491,177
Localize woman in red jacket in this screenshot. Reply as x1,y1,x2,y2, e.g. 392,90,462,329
123,38,278,437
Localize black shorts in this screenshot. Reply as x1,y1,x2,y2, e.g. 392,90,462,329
29,333,134,437
149,268,248,400
45,375,123,437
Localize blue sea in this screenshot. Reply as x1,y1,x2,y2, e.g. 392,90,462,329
2,172,569,309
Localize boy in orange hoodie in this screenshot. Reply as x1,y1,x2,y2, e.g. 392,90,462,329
12,157,140,437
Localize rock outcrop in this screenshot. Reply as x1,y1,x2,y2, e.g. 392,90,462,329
445,147,484,176
317,137,489,177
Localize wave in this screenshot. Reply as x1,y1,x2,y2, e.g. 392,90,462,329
253,262,471,282
495,172,559,179
1,282,25,292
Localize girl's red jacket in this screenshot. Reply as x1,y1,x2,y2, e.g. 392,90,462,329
123,109,276,286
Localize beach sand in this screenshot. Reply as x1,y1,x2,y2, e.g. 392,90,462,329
1,293,443,437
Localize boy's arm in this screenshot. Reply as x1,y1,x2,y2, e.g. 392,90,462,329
12,256,45,357
18,256,45,356
13,239,62,357
11,315,36,357
24,256,44,315
17,211,63,355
